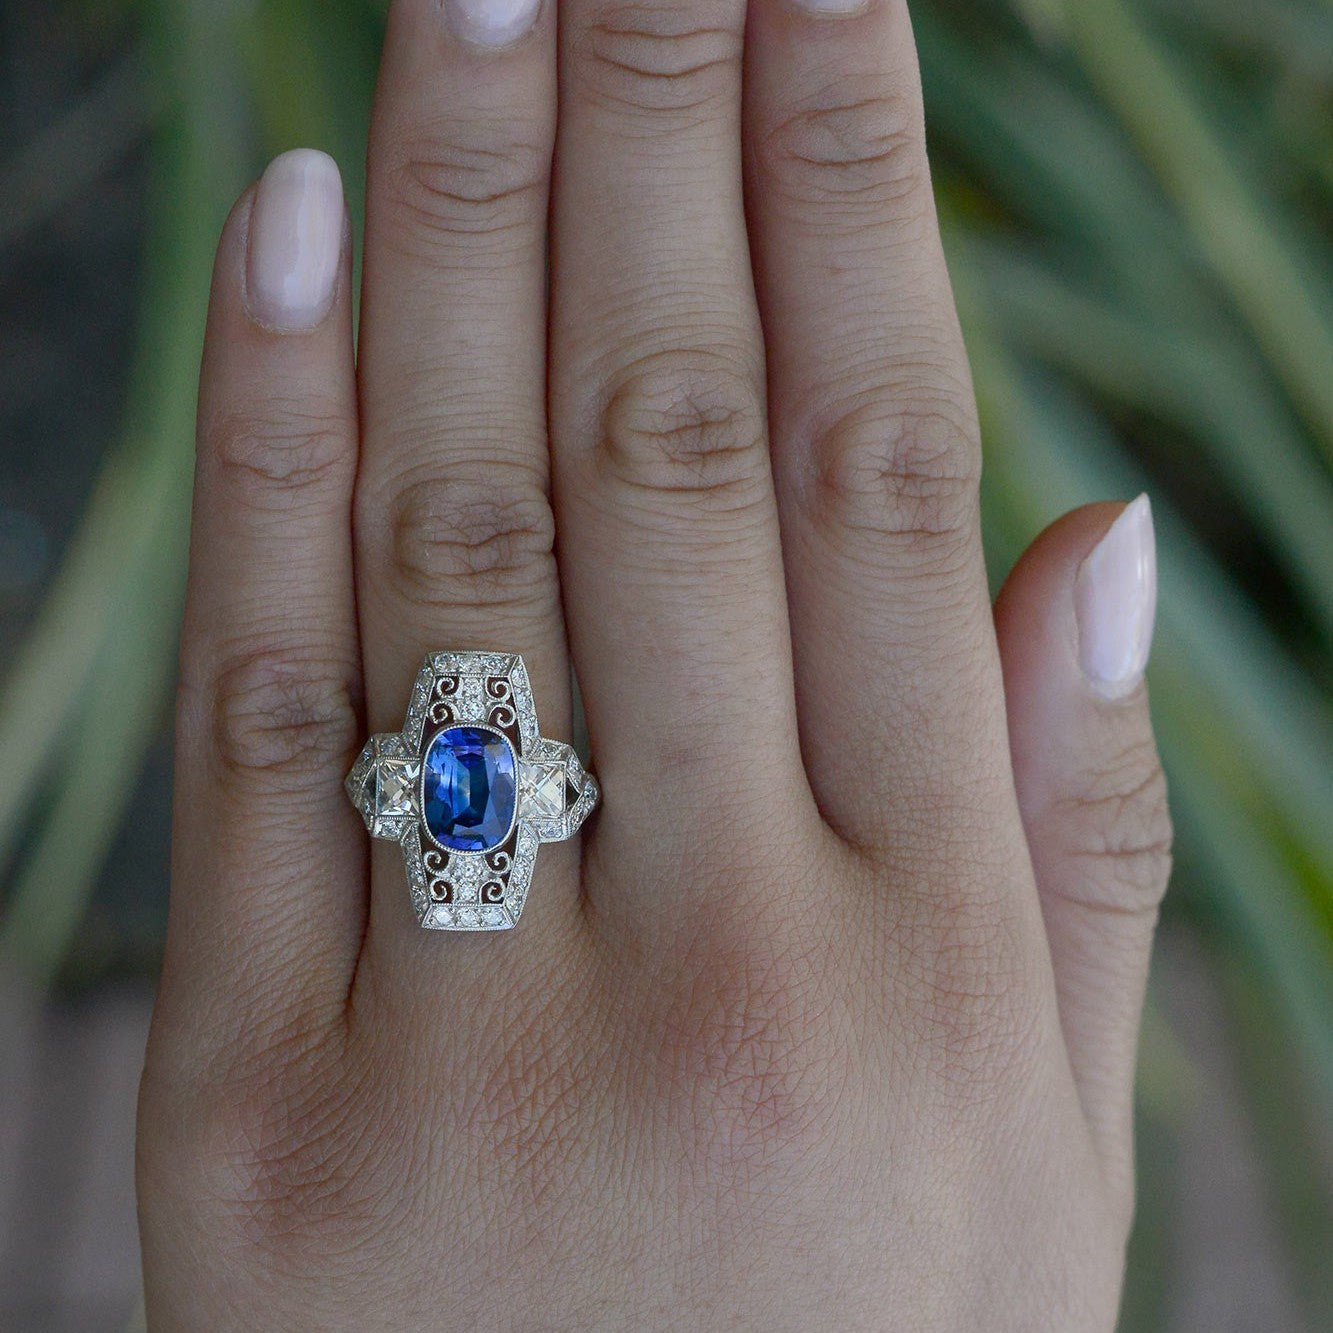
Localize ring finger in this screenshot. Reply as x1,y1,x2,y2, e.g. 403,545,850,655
354,0,572,942
549,0,816,941
744,0,1023,873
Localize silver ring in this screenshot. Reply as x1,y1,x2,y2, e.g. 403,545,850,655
346,652,599,931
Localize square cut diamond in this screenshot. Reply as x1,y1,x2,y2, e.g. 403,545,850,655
521,761,566,820
375,759,418,819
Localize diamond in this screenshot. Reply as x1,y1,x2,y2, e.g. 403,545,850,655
451,676,487,721
449,855,484,888
375,759,417,816
368,757,418,837
520,761,566,820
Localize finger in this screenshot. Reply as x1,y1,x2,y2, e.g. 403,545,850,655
549,0,811,925
166,151,362,1057
744,0,1015,862
355,0,567,745
995,497,1170,1202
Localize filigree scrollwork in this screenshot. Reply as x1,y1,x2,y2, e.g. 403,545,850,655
424,849,451,902
479,847,511,903
429,672,502,725
484,677,515,729
427,673,456,725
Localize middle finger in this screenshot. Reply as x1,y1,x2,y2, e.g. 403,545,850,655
550,0,813,933
355,0,575,953
357,0,567,739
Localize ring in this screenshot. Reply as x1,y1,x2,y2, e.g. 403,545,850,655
346,651,599,931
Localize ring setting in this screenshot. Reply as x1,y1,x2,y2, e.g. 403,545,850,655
346,652,598,930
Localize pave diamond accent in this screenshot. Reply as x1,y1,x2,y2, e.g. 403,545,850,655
425,900,514,930
451,676,487,721
449,855,485,890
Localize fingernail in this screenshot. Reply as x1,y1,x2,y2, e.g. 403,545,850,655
444,0,542,47
787,0,871,15
1075,494,1158,699
245,149,344,332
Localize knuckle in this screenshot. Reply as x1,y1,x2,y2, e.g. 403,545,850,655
651,928,845,1176
208,646,359,784
893,893,1050,1110
380,126,548,247
466,993,595,1216
387,467,556,615
178,1034,390,1265
209,405,351,512
595,347,769,519
578,3,742,117
763,84,929,218
1049,738,1174,917
808,390,982,551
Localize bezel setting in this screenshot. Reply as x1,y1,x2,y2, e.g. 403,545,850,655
346,652,599,931
419,722,518,855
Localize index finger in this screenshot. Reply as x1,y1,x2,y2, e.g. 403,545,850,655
164,151,364,1057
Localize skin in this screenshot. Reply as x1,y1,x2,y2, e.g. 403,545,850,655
136,0,1172,1328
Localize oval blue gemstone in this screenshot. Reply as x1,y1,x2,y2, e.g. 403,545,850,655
422,726,517,853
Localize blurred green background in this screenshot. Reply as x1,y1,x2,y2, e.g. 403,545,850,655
0,0,1329,1327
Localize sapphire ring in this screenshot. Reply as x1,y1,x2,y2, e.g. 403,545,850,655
345,652,599,931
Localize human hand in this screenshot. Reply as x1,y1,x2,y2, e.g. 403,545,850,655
136,0,1170,1327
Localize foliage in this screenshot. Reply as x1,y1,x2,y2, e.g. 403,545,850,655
1,0,1329,1325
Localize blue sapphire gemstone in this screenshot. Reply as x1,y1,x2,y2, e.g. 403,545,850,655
422,726,517,853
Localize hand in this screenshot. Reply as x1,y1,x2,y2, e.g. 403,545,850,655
136,0,1171,1327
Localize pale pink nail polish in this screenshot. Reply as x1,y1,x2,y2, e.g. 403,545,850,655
1075,494,1158,699
445,0,542,47
245,149,344,331
788,0,871,15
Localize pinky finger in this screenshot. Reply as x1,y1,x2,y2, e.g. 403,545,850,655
995,498,1172,1213
160,150,364,1067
